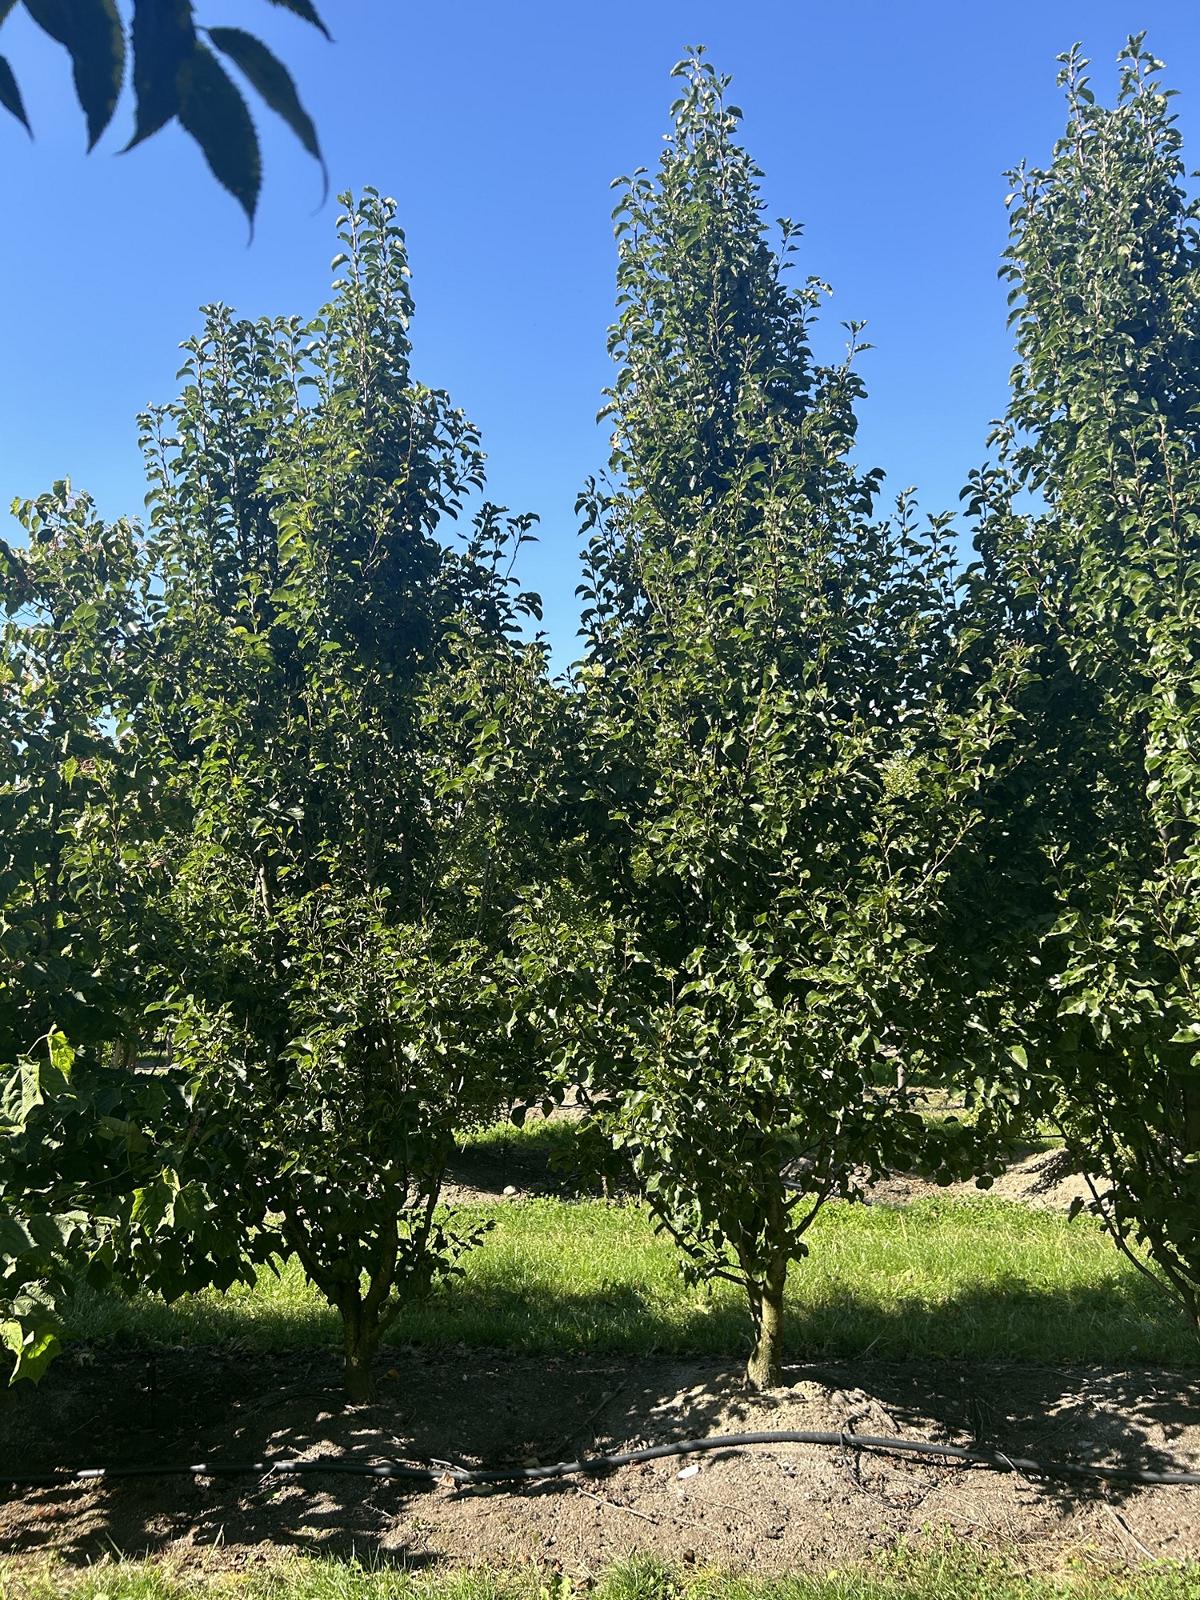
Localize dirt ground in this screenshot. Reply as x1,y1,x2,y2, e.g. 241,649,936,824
1,1138,1185,1577
448,1125,1101,1216
864,1147,1099,1215
3,1346,1200,1575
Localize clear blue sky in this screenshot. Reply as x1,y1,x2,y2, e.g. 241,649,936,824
2,2,1198,663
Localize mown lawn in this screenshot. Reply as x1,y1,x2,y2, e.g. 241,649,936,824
64,1194,1200,1367
2,1550,1197,1600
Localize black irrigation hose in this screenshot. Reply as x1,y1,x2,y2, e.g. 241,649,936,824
5,1429,1200,1493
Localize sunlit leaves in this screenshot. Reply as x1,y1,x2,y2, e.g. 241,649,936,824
113,193,555,1396
572,54,1012,1388
980,35,1200,1324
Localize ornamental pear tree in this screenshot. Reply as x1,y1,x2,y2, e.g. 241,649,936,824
0,280,564,1395
0,490,168,1379
115,191,561,1401
975,37,1200,1321
574,53,1024,1389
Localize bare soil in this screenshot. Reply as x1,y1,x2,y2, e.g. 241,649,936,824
447,1125,1099,1217
0,1137,1164,1576
3,1346,1200,1575
866,1148,1099,1214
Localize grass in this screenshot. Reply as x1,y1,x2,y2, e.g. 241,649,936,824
450,1114,628,1195
63,1193,1200,1367
2,1550,1198,1600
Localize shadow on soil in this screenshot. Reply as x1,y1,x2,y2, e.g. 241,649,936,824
2,1279,1199,1566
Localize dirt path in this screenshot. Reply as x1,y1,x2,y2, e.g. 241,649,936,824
446,1125,1099,1216
3,1347,1199,1574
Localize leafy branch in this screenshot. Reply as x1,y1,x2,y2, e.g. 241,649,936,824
0,0,329,226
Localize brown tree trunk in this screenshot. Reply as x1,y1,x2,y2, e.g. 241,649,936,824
341,1308,380,1404
745,1254,788,1390
1182,1081,1200,1327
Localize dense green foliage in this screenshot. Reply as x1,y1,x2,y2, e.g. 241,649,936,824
973,37,1200,1322
570,53,1025,1386
0,490,165,1377
0,193,566,1397
122,191,562,1400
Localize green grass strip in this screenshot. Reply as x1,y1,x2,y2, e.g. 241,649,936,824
3,1550,1198,1600
64,1197,1199,1367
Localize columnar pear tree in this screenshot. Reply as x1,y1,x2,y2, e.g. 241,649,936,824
975,38,1200,1320
122,191,562,1400
574,55,1023,1388
0,193,563,1396
0,488,175,1377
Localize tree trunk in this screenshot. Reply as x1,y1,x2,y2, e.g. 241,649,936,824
1182,1082,1200,1327
745,1254,788,1391
341,1310,380,1404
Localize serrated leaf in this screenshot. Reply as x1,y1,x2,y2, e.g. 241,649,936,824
0,53,30,132
177,41,261,227
125,0,194,149
264,0,331,40
207,25,325,195
23,0,123,149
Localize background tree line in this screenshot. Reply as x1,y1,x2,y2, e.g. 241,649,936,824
2,35,1198,1397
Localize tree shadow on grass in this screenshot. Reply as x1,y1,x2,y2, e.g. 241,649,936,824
390,1260,1200,1369
447,1117,631,1201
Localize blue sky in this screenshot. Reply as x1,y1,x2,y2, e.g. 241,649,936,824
2,1,1198,664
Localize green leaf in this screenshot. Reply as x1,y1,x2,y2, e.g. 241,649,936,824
46,1028,74,1078
0,53,30,132
22,0,123,149
206,25,325,194
19,1051,43,1123
264,0,331,40
1,1319,59,1384
177,42,261,227
125,0,195,149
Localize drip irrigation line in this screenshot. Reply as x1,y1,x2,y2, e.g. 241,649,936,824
5,1429,1200,1493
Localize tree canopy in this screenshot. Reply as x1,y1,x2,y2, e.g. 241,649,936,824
975,34,1200,1323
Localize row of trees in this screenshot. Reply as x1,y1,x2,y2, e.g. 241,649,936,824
3,37,1198,1396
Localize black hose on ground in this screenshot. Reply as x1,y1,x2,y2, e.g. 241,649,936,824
5,1429,1200,1492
